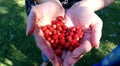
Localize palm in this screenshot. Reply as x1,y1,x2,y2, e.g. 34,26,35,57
63,6,103,66
26,1,65,66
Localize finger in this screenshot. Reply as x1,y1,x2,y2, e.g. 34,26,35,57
58,56,62,66
61,50,67,61
26,10,36,36
64,51,83,66
67,55,83,66
90,17,103,49
72,40,92,58
35,36,60,66
63,51,72,66
34,31,56,60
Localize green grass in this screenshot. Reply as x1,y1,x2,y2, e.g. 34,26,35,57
0,0,120,66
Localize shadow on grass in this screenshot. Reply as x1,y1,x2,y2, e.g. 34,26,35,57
0,0,43,66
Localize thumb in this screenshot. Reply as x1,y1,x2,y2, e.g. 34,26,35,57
91,18,103,49
26,10,36,36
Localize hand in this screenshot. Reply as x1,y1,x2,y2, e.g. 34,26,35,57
26,0,65,66
63,3,103,66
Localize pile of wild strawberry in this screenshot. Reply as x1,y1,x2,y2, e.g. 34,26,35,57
41,16,84,56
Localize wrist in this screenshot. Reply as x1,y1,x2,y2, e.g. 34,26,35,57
35,0,63,8
74,0,104,12
71,2,94,13
35,0,61,5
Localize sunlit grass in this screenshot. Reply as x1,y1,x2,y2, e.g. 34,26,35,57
0,7,8,14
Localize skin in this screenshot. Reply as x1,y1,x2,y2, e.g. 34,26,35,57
77,0,115,11
63,5,103,66
62,0,115,66
26,0,115,66
26,0,65,66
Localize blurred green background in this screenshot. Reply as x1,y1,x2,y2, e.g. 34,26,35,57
0,0,120,66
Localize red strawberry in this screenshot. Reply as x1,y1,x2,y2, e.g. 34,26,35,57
69,32,74,36
62,25,67,30
57,26,63,32
49,31,52,35
58,45,63,50
76,26,80,30
44,30,49,35
79,32,84,38
52,30,57,35
46,37,51,41
70,27,76,32
52,20,57,25
59,39,65,45
71,40,77,46
52,24,57,29
41,26,47,31
73,34,79,41
54,39,59,44
67,36,72,42
48,26,54,32
60,33,65,37
64,42,70,49
55,48,62,56
69,46,74,51
53,34,58,39
40,16,85,53
51,43,57,49
74,42,80,48
50,39,54,44
56,16,64,22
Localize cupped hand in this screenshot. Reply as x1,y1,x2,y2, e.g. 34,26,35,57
63,3,103,66
26,0,65,66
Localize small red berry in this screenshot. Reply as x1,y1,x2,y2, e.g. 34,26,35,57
74,42,80,48
46,37,52,41
52,20,57,25
64,42,70,49
44,30,50,35
67,36,72,42
52,30,57,34
79,32,84,38
69,32,74,36
53,34,58,39
71,40,77,46
49,31,52,35
46,25,51,29
76,26,80,30
60,33,65,37
73,34,79,41
41,26,47,31
50,39,54,44
52,24,57,29
70,27,76,32
75,29,82,34
56,16,64,22
57,27,63,32
51,43,57,49
55,48,62,56
54,39,59,44
48,27,54,32
58,45,63,50
56,22,61,27
59,39,65,45
69,46,74,51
